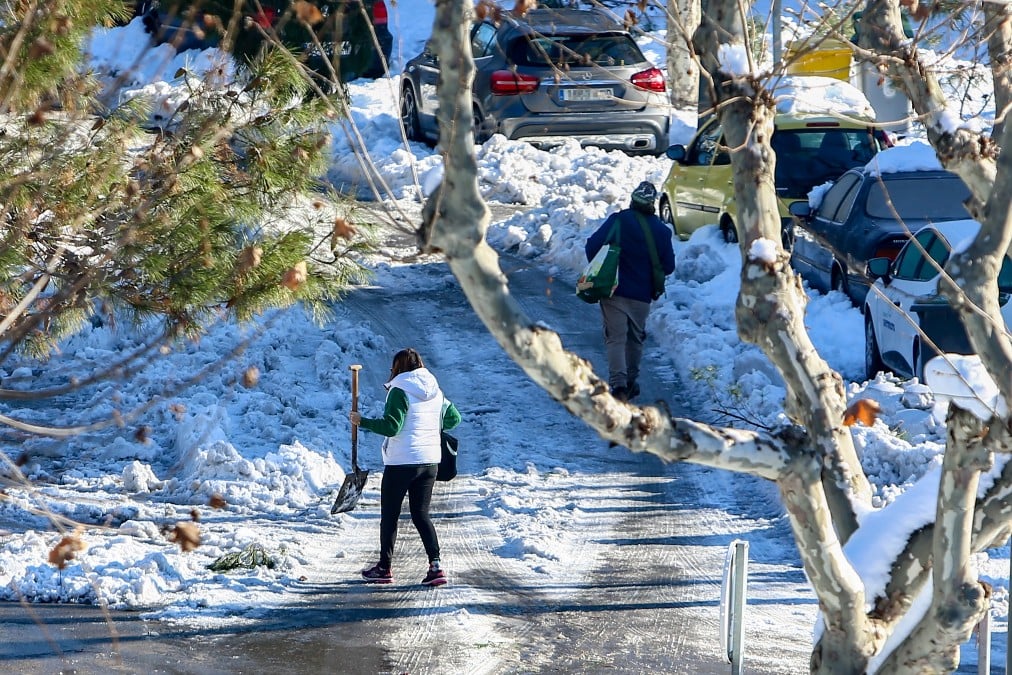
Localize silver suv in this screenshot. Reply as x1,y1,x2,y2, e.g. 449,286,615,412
399,8,670,155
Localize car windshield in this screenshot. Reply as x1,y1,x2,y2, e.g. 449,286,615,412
865,176,972,220
513,34,645,67
773,129,880,199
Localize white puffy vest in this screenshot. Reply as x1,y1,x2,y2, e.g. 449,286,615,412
381,370,444,466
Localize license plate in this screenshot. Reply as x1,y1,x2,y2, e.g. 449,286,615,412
560,88,612,102
304,41,352,57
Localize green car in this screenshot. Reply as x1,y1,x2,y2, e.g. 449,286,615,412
659,112,889,245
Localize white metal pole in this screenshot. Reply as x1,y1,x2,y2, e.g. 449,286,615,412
731,540,749,675
979,609,991,675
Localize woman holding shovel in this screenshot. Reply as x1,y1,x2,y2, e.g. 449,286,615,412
350,348,461,586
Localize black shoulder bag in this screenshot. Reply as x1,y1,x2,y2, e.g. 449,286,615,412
437,432,458,482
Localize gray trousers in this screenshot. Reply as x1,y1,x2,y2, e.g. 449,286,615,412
599,295,651,390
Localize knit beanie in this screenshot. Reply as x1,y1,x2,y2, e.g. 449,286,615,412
631,181,657,211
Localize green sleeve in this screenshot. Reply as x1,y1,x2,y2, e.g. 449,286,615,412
442,401,462,431
358,388,409,437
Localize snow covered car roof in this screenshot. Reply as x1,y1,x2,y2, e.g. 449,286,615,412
772,75,876,121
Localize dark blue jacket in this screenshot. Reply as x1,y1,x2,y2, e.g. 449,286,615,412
586,207,676,303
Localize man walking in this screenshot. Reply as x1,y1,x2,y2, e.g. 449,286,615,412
585,181,676,402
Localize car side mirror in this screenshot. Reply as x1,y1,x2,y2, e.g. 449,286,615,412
867,257,891,281
788,200,811,220
665,144,687,163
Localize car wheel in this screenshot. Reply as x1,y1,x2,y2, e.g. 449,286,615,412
472,106,488,144
832,265,851,303
659,197,678,235
913,339,938,382
912,340,923,381
401,87,422,142
781,219,795,251
720,217,738,244
865,316,886,380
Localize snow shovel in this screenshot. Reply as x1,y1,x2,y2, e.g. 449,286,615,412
331,364,369,514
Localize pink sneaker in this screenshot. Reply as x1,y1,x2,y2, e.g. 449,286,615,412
422,561,447,587
361,563,393,584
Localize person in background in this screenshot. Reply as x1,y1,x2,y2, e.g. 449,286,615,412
351,348,461,586
585,181,676,402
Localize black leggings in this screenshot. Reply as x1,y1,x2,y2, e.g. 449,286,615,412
379,464,440,568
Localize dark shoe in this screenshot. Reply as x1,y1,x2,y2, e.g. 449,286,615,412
610,386,628,402
422,561,447,587
627,381,640,400
361,563,393,584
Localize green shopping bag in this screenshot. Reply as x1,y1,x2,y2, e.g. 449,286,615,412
576,242,620,303
577,218,622,304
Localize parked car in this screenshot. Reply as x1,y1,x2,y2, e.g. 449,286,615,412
140,0,393,84
789,145,973,306
863,219,1012,380
659,79,889,244
399,8,669,155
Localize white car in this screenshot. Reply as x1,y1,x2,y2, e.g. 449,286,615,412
863,219,1012,380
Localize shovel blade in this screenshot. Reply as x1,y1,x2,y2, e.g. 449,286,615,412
331,470,369,514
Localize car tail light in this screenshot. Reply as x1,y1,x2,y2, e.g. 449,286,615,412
805,122,841,128
490,70,539,95
873,242,904,261
372,0,388,25
631,67,665,93
254,7,277,27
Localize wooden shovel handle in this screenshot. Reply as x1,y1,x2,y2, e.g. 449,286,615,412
350,364,362,467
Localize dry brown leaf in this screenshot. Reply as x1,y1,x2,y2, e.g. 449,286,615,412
48,530,85,570
331,217,356,248
168,403,187,420
242,366,260,388
50,15,73,35
282,261,308,291
293,0,324,24
513,0,535,16
209,494,227,509
474,0,501,22
167,522,201,552
29,37,55,59
190,508,201,522
134,426,151,444
15,451,28,467
237,246,263,275
843,398,881,427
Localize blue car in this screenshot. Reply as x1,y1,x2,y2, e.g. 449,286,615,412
789,145,973,306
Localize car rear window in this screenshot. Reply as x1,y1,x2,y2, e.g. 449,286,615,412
773,129,880,199
865,176,972,220
511,34,645,67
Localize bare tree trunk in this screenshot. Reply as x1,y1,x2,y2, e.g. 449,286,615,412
692,1,878,670
666,0,701,109
876,407,992,673
985,3,1012,139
